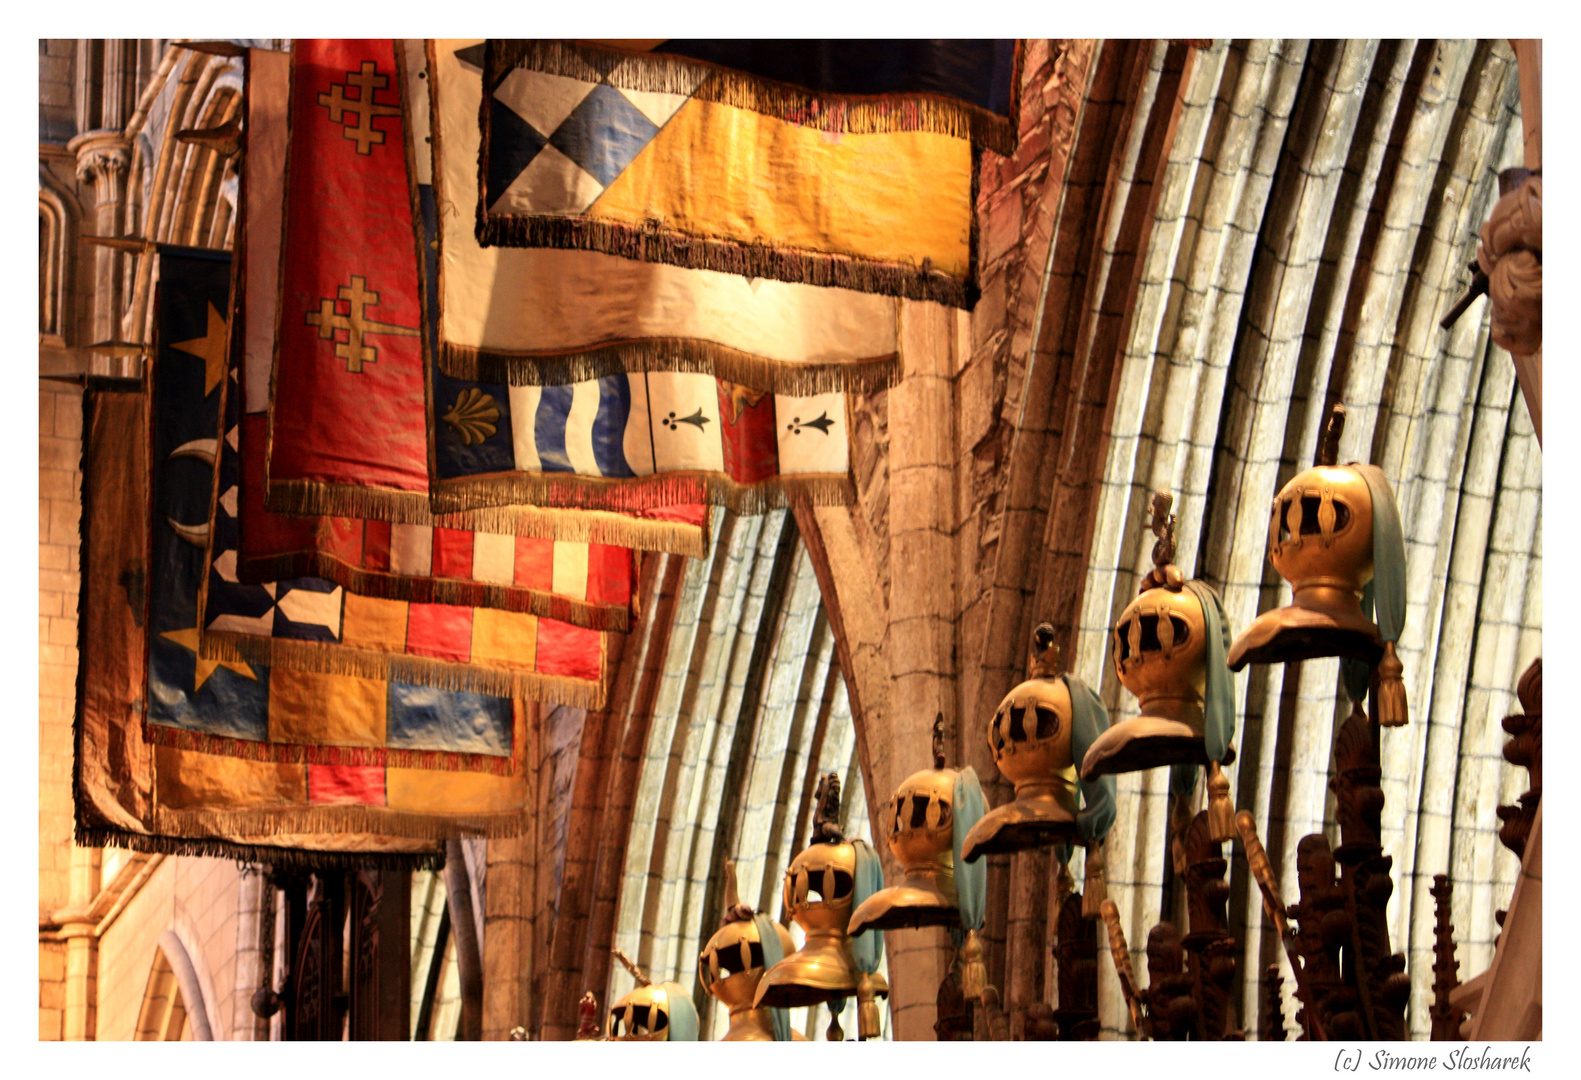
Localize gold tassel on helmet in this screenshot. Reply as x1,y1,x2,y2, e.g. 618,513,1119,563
857,972,887,1039
1376,641,1409,727
959,929,987,1003
1206,760,1236,842
1081,839,1108,918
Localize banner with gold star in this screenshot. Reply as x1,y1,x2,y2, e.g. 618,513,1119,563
157,247,612,711
74,248,539,860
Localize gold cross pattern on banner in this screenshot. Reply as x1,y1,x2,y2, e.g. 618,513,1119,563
318,60,401,154
305,274,419,373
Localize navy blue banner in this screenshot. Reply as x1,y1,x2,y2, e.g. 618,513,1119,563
654,40,1016,116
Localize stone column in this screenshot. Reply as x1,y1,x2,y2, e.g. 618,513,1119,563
880,301,964,1040
57,844,102,1040
65,129,132,346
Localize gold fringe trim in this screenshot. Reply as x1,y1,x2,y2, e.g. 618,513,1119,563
142,722,518,776
75,823,448,871
233,551,632,632
153,803,529,841
261,474,709,557
436,335,899,397
427,469,854,518
264,477,437,526
429,502,710,558
197,630,608,710
473,210,977,310
493,40,1018,156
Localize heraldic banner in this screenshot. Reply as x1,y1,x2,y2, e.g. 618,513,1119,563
420,41,856,516
75,249,537,865
474,39,1019,310
259,41,709,554
425,39,900,399
266,38,434,524
169,248,611,704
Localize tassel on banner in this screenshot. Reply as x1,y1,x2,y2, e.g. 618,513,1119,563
1082,840,1108,918
1377,641,1409,727
1206,761,1236,842
959,929,987,1003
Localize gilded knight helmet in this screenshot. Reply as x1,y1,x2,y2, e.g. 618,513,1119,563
755,774,888,1038
1227,405,1409,725
960,626,1117,862
1081,492,1238,780
697,861,801,1041
606,950,699,1041
849,715,987,936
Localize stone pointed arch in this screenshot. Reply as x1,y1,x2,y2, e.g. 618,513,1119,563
134,930,213,1040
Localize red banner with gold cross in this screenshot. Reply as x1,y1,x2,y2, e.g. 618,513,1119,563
266,38,435,522
260,39,711,564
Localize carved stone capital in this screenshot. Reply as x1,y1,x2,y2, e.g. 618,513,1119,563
66,130,132,199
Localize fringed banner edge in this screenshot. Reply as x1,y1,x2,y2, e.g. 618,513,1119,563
153,803,529,841
435,334,899,396
473,212,978,310
232,550,632,632
494,39,1018,156
430,501,710,558
141,721,519,777
197,629,609,710
73,823,449,871
428,469,856,518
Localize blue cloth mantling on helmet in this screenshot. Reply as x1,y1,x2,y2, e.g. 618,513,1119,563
1170,582,1236,796
951,767,987,931
1063,673,1116,843
661,981,699,1041
850,840,885,975
1341,464,1406,701
751,913,793,1041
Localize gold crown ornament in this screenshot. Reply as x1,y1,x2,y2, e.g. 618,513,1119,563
1227,406,1409,726
754,773,889,1039
1081,492,1240,844
849,715,991,1000
960,626,1117,863
606,949,700,1041
697,861,803,1041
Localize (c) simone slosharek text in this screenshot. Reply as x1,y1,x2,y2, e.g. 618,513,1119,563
1334,1048,1534,1073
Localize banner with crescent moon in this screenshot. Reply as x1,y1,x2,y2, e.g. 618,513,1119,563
198,275,613,706
74,249,542,862
77,385,444,866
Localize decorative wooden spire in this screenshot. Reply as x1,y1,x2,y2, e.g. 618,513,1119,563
1429,874,1466,1040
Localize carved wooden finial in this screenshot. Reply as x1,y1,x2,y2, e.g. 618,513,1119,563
719,859,756,926
1318,404,1347,467
931,712,946,770
610,948,650,987
810,772,845,846
1030,623,1060,678
1149,491,1177,569
1140,492,1185,592
1429,874,1466,1040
